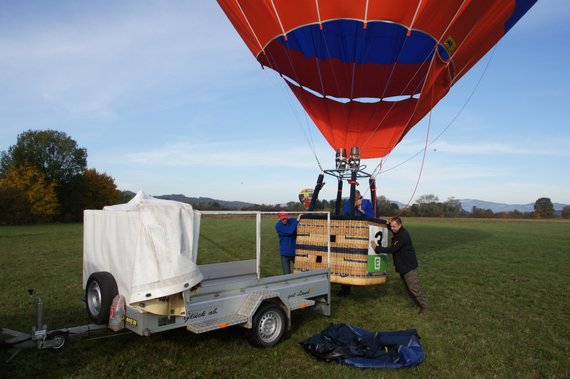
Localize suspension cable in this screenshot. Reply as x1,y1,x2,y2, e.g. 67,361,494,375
381,45,497,174
397,64,435,215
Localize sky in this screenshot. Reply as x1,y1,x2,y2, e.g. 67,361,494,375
1,1,569,206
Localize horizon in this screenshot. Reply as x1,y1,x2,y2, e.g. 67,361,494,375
1,2,569,205
152,191,568,211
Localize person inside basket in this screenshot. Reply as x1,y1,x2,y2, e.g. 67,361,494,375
343,190,374,218
275,211,301,274
371,217,431,314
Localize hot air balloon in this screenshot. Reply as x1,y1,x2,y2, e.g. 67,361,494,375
217,1,537,287
217,0,537,215
217,0,536,157
298,187,314,209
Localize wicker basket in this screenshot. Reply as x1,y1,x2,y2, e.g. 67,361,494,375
294,217,389,285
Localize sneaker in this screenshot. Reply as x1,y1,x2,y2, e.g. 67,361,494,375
418,307,431,314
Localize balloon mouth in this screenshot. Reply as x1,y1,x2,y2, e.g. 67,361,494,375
281,74,421,104
259,19,450,104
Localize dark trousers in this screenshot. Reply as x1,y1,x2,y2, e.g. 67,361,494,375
281,255,295,274
400,269,430,310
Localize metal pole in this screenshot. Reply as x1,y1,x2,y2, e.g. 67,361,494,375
327,211,331,270
36,297,44,331
335,178,343,216
349,170,357,216
369,177,377,218
308,174,324,211
256,212,261,280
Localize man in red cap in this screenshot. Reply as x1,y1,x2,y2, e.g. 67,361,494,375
275,211,301,274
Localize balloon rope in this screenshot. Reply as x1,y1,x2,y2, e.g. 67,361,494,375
359,0,468,154
397,62,435,216
234,0,265,55
358,41,433,153
258,19,326,172
363,0,370,26
398,107,431,215
381,45,497,174
315,0,322,27
408,0,424,35
268,67,325,172
270,0,288,40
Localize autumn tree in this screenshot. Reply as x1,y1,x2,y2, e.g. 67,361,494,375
377,195,400,217
416,194,439,204
1,129,87,185
0,164,58,222
471,206,495,218
0,186,31,224
1,130,124,222
442,197,465,217
59,169,122,221
413,194,441,217
533,197,555,218
1,130,92,220
83,169,121,208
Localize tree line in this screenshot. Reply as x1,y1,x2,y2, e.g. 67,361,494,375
1,129,569,225
0,130,126,224
192,193,569,220
280,193,569,219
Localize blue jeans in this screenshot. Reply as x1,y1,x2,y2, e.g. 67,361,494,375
281,255,295,274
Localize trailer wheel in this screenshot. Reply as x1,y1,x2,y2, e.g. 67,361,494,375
85,272,118,324
47,330,69,351
247,302,286,348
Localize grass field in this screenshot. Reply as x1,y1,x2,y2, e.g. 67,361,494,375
1,217,569,378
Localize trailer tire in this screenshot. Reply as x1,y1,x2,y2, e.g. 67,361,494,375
247,302,286,348
85,272,118,324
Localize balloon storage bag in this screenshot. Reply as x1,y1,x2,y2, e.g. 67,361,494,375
300,323,425,369
294,217,388,285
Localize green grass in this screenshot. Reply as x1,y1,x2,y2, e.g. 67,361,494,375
1,218,569,378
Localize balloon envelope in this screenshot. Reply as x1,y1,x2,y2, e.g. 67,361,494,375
218,0,537,158
298,187,314,209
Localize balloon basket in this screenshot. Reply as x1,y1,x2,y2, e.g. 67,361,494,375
294,217,388,286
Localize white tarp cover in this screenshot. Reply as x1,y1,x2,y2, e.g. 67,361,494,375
83,191,203,304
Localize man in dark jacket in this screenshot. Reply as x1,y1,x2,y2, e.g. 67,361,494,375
371,217,430,314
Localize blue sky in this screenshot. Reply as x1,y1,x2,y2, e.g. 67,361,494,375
1,1,568,206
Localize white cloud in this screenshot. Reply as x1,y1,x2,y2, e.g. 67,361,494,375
0,2,254,120
123,139,319,169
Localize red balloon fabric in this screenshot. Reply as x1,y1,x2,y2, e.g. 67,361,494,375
218,0,536,158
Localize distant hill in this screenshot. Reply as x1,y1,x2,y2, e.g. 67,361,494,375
156,194,255,209
457,199,567,213
120,191,567,213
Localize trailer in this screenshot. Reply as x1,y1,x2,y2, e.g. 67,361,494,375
1,194,330,362
83,192,331,347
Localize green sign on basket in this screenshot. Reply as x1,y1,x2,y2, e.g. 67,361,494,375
367,254,387,273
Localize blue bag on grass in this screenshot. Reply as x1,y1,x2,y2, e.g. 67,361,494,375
300,323,425,369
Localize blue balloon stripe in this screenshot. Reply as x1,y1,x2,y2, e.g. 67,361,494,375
505,0,538,32
277,20,447,65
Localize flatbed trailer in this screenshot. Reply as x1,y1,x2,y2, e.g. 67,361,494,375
2,205,331,361
83,200,331,348
122,259,330,346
